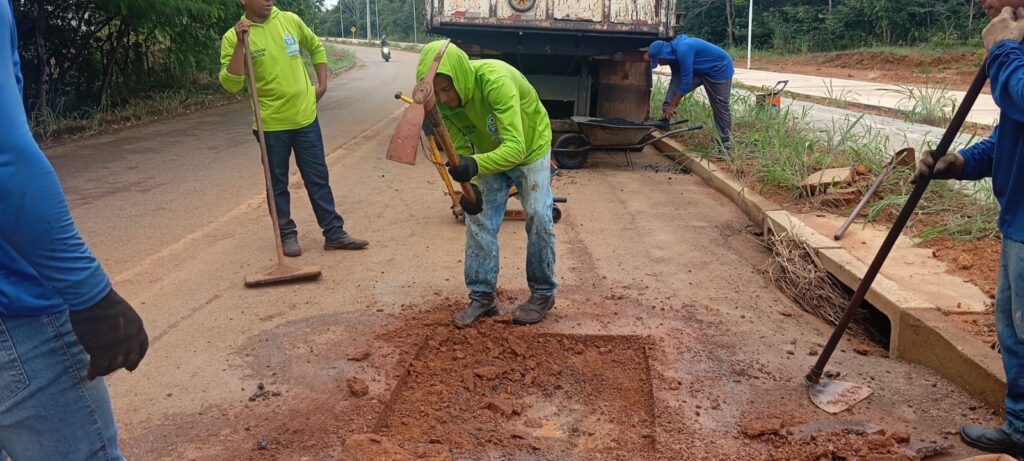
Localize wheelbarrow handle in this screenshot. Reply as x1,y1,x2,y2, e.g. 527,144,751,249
634,124,704,148
773,80,789,93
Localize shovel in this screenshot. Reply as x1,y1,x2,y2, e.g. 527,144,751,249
804,63,988,413
834,147,915,241
241,32,322,287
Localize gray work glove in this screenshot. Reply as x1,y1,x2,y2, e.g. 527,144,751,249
911,149,964,184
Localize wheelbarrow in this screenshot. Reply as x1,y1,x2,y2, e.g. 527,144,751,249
552,116,703,169
754,80,788,110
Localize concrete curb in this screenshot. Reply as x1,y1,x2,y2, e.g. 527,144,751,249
650,134,1007,408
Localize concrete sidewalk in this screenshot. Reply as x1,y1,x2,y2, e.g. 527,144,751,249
654,65,1000,128
732,68,1001,128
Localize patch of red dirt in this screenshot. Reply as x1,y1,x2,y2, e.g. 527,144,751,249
921,235,1000,299
753,49,989,93
375,318,656,457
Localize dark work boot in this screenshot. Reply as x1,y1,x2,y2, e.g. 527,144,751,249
452,295,498,328
513,294,555,325
960,424,1024,458
282,236,302,257
324,233,369,250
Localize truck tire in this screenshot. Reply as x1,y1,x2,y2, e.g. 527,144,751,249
553,133,590,170
508,0,536,12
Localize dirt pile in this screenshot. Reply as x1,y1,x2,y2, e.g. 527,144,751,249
739,416,953,461
376,317,656,458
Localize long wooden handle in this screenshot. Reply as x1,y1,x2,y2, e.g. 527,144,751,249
243,33,287,263
805,63,989,385
426,105,477,204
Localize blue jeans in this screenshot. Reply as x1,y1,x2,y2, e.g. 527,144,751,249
465,153,558,299
998,237,1024,439
254,118,346,240
0,311,124,461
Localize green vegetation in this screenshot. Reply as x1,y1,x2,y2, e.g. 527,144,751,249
679,0,985,53
305,46,357,83
886,84,958,126
14,0,331,140
823,79,856,109
313,0,428,43
652,77,1000,241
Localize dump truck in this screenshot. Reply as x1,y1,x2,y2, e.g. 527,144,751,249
425,0,677,125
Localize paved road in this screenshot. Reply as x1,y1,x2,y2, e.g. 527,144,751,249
40,46,996,459
48,44,414,277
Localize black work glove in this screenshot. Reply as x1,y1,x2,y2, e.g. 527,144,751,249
448,156,479,183
69,288,149,380
460,183,483,216
911,149,964,184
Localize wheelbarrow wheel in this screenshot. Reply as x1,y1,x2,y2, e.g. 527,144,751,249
553,133,590,170
552,205,562,223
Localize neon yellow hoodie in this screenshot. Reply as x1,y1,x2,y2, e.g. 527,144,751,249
219,7,326,131
415,41,551,175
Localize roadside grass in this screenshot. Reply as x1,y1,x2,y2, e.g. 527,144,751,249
305,46,357,84
653,77,1000,241
31,76,235,145
885,83,957,126
32,46,356,145
823,79,856,109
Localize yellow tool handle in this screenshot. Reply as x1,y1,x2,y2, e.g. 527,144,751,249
428,136,460,207
425,106,477,204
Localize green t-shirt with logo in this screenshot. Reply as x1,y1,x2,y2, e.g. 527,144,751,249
219,7,326,131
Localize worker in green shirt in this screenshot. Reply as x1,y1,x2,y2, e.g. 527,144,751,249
219,0,367,256
416,40,558,327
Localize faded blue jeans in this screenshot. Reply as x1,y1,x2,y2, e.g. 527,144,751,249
0,311,124,461
998,237,1024,440
465,153,557,300
255,117,347,241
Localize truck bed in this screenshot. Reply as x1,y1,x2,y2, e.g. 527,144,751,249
429,0,673,47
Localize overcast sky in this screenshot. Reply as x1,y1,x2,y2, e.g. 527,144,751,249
324,0,339,8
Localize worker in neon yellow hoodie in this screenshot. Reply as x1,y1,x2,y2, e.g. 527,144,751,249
220,0,367,257
416,40,558,327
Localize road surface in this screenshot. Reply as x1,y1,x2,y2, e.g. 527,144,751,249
46,45,999,460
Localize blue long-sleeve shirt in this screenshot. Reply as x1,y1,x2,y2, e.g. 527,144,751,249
648,34,734,96
1,0,111,315
959,39,1024,243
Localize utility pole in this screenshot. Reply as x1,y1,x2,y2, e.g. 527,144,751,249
746,0,753,69
366,0,371,40
412,0,417,43
375,0,380,42
339,0,344,39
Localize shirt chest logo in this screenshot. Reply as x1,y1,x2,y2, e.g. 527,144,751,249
283,32,300,56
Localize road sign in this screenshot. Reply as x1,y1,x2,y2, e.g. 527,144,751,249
350,26,357,33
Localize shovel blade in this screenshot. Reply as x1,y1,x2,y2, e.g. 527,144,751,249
387,103,425,165
808,379,873,414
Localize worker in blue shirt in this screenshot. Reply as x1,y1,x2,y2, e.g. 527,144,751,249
647,34,735,153
0,1,148,459
916,4,1024,458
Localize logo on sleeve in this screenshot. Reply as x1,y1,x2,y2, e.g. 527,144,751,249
486,114,502,143
284,32,300,56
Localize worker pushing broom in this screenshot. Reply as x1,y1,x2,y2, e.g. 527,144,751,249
414,40,559,327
